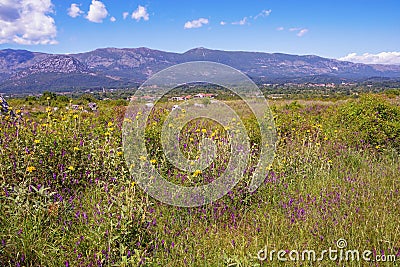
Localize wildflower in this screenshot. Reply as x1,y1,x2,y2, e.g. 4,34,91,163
375,145,381,149
34,139,41,144
324,136,328,141
168,123,173,128
124,118,132,123
46,97,51,100
68,166,75,171
108,127,115,132
73,147,80,151
150,159,157,164
73,114,79,119
201,128,207,133
27,166,36,173
46,107,52,113
131,181,135,188
139,156,147,161
193,169,202,177
107,121,113,127
117,151,123,156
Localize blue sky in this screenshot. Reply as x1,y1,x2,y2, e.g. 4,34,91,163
0,0,399,63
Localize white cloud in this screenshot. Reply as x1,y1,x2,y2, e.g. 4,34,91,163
110,16,116,22
68,3,83,18
339,52,400,65
86,0,108,23
232,17,248,25
288,27,308,37
254,9,272,19
297,28,308,37
184,18,209,29
0,0,57,45
220,21,226,26
122,12,129,20
131,5,149,21
276,26,284,31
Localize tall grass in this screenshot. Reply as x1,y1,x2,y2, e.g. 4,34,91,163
0,94,399,266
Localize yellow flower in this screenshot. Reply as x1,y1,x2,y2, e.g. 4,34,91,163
139,156,147,161
131,181,136,188
73,114,79,119
68,166,75,171
34,139,41,144
124,118,132,123
193,169,202,177
375,145,381,149
117,151,123,156
189,137,194,142
150,159,157,164
108,127,115,132
201,129,207,133
27,166,36,173
46,97,51,100
108,121,113,127
323,136,328,141
73,147,80,151
46,107,52,113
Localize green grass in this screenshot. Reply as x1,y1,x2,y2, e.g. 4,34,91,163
0,93,399,266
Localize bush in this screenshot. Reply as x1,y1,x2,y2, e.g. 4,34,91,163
335,94,400,150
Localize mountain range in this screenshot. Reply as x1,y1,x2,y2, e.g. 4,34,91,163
1,47,400,94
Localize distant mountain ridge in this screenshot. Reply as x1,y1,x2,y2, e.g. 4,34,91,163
1,47,400,93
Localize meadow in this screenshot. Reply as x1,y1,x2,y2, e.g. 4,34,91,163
0,91,399,266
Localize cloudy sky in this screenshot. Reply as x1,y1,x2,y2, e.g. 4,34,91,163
0,0,399,64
